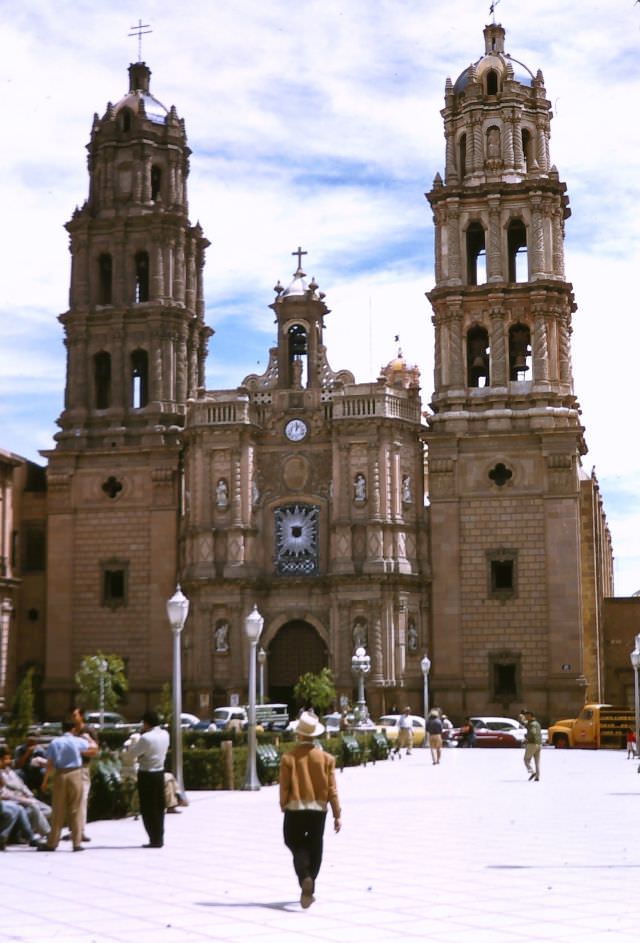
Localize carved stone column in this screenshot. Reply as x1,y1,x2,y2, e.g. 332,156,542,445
446,202,462,283
448,308,464,388
487,198,502,281
532,305,550,384
489,305,507,387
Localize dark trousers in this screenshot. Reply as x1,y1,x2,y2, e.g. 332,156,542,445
137,770,165,846
283,810,327,888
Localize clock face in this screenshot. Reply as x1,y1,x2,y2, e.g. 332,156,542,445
284,418,308,442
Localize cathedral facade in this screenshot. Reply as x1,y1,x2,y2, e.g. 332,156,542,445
4,22,612,723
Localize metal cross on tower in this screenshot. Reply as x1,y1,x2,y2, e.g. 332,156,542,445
128,19,152,62
292,246,308,272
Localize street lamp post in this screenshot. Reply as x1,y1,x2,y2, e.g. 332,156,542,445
166,584,190,796
257,647,267,705
631,638,640,773
351,646,371,725
98,658,108,730
420,654,431,748
243,605,264,791
0,598,13,711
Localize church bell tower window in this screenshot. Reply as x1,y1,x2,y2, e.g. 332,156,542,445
508,324,531,380
466,223,487,285
130,349,149,408
507,220,528,282
134,251,150,303
94,351,111,409
459,133,467,178
485,69,499,95
98,253,112,304
151,165,162,202
288,324,308,388
467,326,490,387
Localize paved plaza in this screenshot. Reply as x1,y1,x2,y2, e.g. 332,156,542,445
3,746,640,943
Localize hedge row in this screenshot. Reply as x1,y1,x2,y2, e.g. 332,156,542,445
86,730,389,820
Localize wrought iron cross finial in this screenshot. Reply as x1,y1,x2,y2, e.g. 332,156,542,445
292,246,308,271
489,0,501,24
129,19,152,61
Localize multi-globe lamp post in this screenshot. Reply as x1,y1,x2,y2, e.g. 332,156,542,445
166,584,190,796
630,633,640,771
420,654,431,747
351,646,371,725
243,605,264,791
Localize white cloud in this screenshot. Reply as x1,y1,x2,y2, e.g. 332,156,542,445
1,0,639,593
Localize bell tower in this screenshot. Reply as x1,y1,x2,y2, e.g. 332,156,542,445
425,23,589,718
42,61,210,717
56,60,210,448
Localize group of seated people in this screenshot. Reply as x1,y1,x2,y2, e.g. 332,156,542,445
0,737,52,849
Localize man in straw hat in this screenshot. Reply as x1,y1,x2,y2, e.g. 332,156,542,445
279,710,342,909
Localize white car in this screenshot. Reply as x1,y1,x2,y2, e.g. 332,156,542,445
377,714,426,746
471,716,528,745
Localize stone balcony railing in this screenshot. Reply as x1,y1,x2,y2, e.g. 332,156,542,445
185,384,423,429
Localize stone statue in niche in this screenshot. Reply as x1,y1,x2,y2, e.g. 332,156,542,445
402,474,412,504
252,477,260,507
352,619,368,651
354,473,366,503
487,126,501,159
214,622,229,653
215,478,229,509
407,619,418,653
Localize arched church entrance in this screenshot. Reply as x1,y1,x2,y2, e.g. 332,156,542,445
267,620,327,712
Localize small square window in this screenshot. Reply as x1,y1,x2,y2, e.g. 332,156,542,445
101,561,128,608
489,652,521,704
491,560,513,591
487,549,517,599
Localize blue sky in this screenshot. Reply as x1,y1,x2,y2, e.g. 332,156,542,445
1,0,639,594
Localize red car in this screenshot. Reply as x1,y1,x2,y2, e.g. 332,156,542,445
451,716,526,748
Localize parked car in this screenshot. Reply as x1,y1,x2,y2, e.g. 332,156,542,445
212,706,249,731
451,716,526,748
376,714,426,747
179,712,201,728
189,718,217,733
84,711,137,732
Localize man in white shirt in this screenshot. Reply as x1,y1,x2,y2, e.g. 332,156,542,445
125,711,170,848
395,707,414,757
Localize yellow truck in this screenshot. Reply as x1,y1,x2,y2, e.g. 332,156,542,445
548,703,634,749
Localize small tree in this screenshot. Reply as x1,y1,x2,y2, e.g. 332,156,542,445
75,652,128,712
156,681,173,727
293,668,337,716
8,666,35,744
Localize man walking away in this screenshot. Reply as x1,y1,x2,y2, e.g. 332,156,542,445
523,709,542,782
124,711,169,848
37,721,98,852
426,709,444,765
279,711,341,909
394,707,414,757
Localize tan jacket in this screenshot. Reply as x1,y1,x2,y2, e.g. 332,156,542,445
279,742,341,819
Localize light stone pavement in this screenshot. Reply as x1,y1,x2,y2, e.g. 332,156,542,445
3,746,640,943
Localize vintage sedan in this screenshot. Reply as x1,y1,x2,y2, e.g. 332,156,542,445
451,716,526,748
376,714,426,747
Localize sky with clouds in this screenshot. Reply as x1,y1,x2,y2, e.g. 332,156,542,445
1,0,639,594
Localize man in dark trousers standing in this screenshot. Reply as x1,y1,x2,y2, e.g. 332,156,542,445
124,711,170,848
